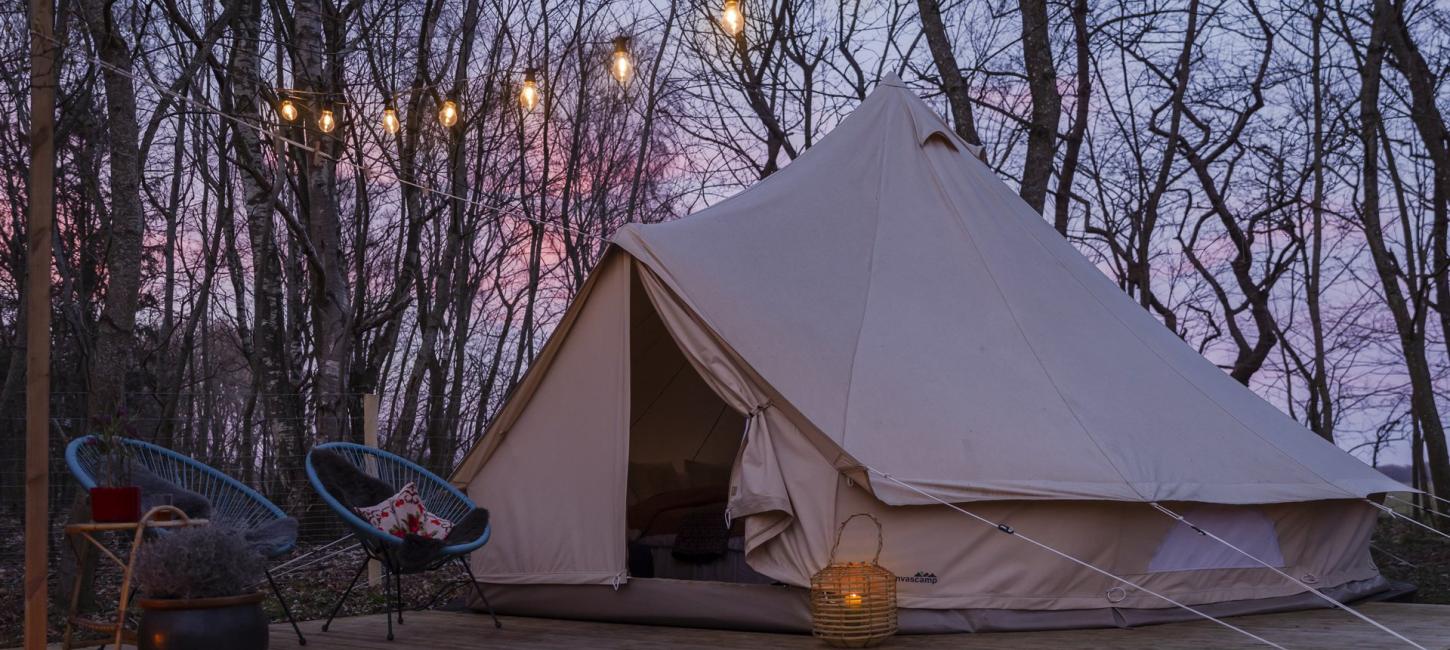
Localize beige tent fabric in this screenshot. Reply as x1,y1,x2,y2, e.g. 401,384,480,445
745,415,1380,610
463,253,631,585
611,74,1404,506
455,76,1400,618
632,259,1380,609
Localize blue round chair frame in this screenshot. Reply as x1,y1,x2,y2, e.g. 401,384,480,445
305,442,499,639
64,434,308,644
304,442,489,558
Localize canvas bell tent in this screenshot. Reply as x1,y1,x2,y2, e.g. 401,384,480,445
450,76,1406,633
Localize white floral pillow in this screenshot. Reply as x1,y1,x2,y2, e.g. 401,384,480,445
356,482,454,540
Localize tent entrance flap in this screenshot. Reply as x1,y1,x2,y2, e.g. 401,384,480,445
627,268,774,584
628,267,746,507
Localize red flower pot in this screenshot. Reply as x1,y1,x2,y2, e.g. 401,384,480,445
90,486,141,523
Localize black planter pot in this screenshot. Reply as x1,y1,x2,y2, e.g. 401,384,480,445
138,592,269,650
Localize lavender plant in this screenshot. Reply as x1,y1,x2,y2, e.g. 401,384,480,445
134,526,264,599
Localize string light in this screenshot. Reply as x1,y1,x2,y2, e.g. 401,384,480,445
278,98,299,122
438,98,459,127
381,105,400,134
611,36,632,85
30,25,608,244
721,0,743,36
519,69,539,111
317,108,336,133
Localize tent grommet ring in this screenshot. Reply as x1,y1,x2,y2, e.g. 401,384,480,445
1105,587,1128,603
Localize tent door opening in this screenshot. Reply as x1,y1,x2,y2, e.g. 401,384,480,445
625,270,769,584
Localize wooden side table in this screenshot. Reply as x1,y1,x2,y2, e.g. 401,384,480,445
62,505,207,650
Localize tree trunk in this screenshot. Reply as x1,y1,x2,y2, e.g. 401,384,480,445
1018,0,1061,213
1304,0,1333,441
1051,0,1089,235
292,0,353,440
1357,2,1450,511
1379,0,1450,372
229,0,308,506
81,0,146,421
916,0,980,145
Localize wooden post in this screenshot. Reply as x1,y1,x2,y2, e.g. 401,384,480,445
362,393,381,587
25,0,58,646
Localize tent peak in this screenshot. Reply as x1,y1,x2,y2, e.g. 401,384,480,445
878,72,909,88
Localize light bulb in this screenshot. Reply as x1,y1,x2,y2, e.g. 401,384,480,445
438,99,459,127
381,107,400,134
611,37,632,85
520,77,539,112
317,108,336,133
721,0,743,36
278,99,298,122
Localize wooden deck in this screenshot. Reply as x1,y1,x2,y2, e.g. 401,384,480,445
261,603,1450,649
19,603,1445,649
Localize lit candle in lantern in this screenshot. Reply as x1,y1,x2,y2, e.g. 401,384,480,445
844,592,863,608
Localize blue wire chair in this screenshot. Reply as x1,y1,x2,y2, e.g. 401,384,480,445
305,442,498,641
65,434,308,645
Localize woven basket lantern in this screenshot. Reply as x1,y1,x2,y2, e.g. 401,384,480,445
810,513,898,647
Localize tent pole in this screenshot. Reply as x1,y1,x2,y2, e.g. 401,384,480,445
24,0,58,646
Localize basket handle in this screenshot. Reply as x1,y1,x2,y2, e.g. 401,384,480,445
827,512,884,565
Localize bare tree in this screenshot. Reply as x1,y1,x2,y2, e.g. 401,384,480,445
917,0,980,145
1017,0,1061,213
1353,0,1450,508
78,0,147,420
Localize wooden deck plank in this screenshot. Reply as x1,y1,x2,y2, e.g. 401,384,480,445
263,603,1450,649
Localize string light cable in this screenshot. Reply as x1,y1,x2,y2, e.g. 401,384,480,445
31,27,608,244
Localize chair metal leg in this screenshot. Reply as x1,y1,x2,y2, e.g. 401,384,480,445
323,555,369,633
394,568,404,624
383,565,395,641
459,556,502,629
266,566,307,645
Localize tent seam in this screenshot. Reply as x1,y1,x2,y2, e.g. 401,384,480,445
991,183,1358,500
916,139,1146,501
836,96,894,453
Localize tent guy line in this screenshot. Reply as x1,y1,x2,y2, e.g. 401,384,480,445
864,466,1288,649
1384,494,1450,522
873,464,1426,649
1395,490,1450,512
1368,500,1450,544
1151,503,1425,649
31,27,609,244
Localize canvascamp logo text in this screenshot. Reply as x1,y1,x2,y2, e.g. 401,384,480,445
898,571,938,585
